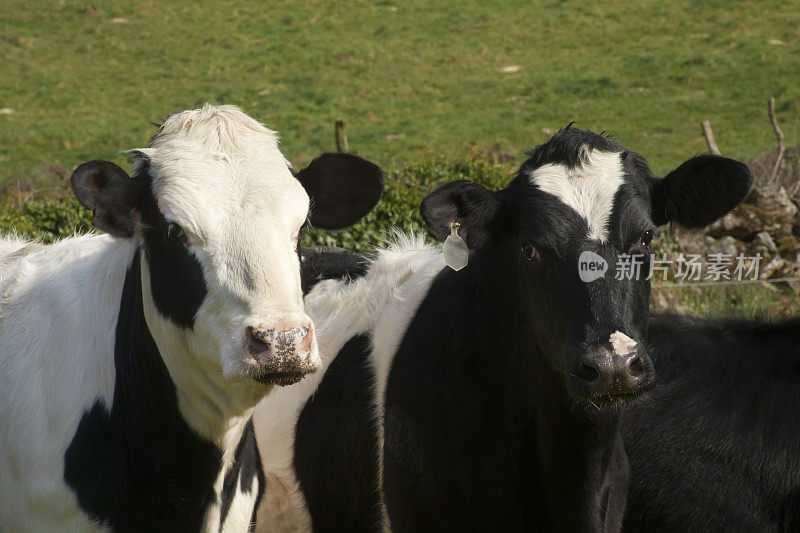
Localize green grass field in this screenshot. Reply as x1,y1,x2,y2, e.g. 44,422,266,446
1,0,799,184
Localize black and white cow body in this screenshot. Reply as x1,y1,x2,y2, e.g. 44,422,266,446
375,238,629,532
252,242,410,532
0,105,383,532
621,313,800,531
253,128,753,531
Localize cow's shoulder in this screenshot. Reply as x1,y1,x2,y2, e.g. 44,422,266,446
63,250,221,532
0,235,140,530
380,247,533,529
625,314,800,531
647,312,800,378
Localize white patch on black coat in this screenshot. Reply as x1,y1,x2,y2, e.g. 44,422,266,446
529,148,624,243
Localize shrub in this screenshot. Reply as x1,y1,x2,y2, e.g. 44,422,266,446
0,197,92,242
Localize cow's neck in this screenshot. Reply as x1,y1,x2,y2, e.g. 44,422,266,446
468,250,622,529
138,252,264,444
528,346,622,532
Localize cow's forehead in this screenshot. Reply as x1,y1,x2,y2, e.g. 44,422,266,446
130,105,308,233
153,104,279,155
527,148,625,243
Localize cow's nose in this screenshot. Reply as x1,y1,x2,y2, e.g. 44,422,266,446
245,323,314,363
577,347,644,395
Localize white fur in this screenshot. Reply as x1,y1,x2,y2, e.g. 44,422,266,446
253,235,444,532
0,234,133,531
529,149,624,243
132,105,318,439
0,233,30,259
609,330,637,356
0,105,317,532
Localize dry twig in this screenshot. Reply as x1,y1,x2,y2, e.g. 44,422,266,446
791,163,800,198
701,120,720,155
335,119,348,153
768,97,785,184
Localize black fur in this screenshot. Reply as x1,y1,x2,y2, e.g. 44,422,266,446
382,241,629,531
520,124,624,170
294,334,382,532
621,313,800,531
248,247,373,530
63,251,220,532
651,155,753,228
382,251,538,530
296,153,384,230
71,160,140,238
218,419,265,533
300,246,369,295
135,166,208,329
420,180,504,248
70,160,208,329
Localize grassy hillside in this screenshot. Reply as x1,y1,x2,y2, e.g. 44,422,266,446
1,0,799,184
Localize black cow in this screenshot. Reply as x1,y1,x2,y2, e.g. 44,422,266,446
253,127,753,532
622,313,800,532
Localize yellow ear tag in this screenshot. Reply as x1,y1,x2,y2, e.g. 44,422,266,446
443,222,469,271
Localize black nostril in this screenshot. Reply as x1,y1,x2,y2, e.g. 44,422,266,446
245,326,270,358
627,353,644,378
578,361,600,381
576,346,645,396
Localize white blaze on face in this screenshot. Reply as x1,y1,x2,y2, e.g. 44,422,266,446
528,148,625,243
609,330,637,356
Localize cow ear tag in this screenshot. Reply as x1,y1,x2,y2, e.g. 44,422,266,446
443,222,469,271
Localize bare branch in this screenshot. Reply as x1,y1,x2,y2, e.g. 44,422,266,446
701,120,720,155
790,178,800,198
335,119,348,153
768,97,785,184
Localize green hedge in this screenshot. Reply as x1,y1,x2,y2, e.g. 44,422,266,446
0,158,513,250
0,197,93,242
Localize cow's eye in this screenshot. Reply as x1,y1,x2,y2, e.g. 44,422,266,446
639,229,654,248
521,242,539,261
167,222,188,245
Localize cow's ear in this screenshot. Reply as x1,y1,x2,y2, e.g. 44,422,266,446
71,160,140,238
421,180,503,248
296,153,384,230
651,155,752,228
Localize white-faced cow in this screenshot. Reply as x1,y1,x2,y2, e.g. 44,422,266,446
250,127,753,531
0,104,383,532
